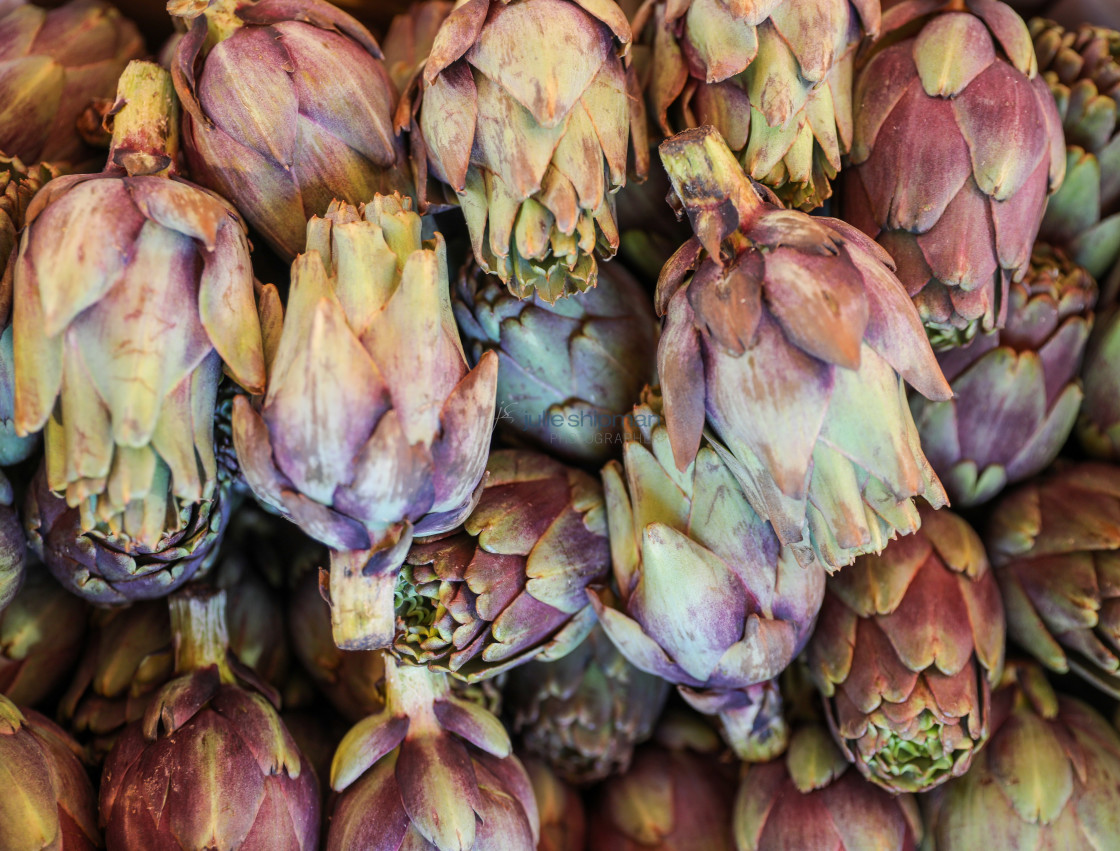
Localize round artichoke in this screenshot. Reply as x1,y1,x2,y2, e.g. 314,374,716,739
807,505,1006,793
912,244,1097,507
404,0,648,301
0,692,101,851
395,449,610,682
1079,304,1120,459
454,259,658,465
169,0,410,261
522,755,586,851
734,725,923,851
100,588,320,850
844,0,1066,347
655,126,950,572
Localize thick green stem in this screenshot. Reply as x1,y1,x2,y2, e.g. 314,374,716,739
329,538,412,651
385,657,449,733
107,61,180,177
170,586,235,682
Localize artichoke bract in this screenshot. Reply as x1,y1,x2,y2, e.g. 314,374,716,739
0,693,101,851
404,0,648,302
845,0,1066,348
454,259,658,465
807,505,1006,794
169,0,410,261
523,756,586,851
912,245,1097,507
100,588,320,850
1079,305,1120,459
987,461,1120,697
395,449,610,682
1034,20,1120,282
12,61,271,605
656,126,950,572
327,659,540,851
592,388,824,759
633,0,880,210
506,621,670,784
734,725,923,851
923,662,1120,850
233,196,498,651
0,0,144,165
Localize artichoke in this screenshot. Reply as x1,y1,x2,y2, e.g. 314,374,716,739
12,61,271,605
844,0,1066,347
454,259,658,465
233,196,498,651
0,693,101,851
633,0,881,210
506,621,670,784
327,658,540,851
1,156,57,276
0,0,144,165
404,0,648,301
0,566,88,708
987,461,1120,698
168,0,410,261
395,449,610,682
655,126,950,572
807,505,1006,793
523,756,586,851
734,725,923,851
591,388,824,759
1079,304,1120,459
0,500,23,612
382,1,453,93
912,245,1097,507
586,710,737,851
100,588,320,850
1034,20,1120,282
923,662,1120,849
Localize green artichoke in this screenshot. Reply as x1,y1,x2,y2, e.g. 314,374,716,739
734,725,923,851
987,461,1120,697
395,449,610,682
522,755,586,851
655,126,950,572
807,505,1006,793
633,0,881,210
328,659,540,850
404,0,648,301
1034,20,1120,282
923,662,1120,850
0,693,101,851
506,621,670,784
1078,305,1120,459
912,245,1097,507
454,259,658,465
100,587,320,850
845,0,1067,347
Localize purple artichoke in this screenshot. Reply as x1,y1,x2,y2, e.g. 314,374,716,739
169,0,410,261
844,0,1067,347
523,756,586,851
1079,305,1120,459
912,245,1097,507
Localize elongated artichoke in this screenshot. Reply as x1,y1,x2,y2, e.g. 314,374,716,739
395,449,610,681
987,461,1120,697
233,196,498,651
655,126,950,572
169,0,409,261
923,662,1120,849
912,245,1096,507
13,62,270,605
404,0,648,301
100,588,320,850
327,659,540,851
807,505,1005,793
523,756,586,851
0,0,144,165
633,0,880,210
1079,305,1120,459
0,693,100,851
0,567,88,708
1034,20,1120,281
844,0,1066,348
734,725,923,851
454,259,658,465
506,621,669,784
591,388,824,759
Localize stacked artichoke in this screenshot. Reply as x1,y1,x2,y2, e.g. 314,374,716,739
1,0,1119,847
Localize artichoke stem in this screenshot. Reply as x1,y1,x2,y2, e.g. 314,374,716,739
107,61,180,178
385,657,450,728
167,0,242,49
170,586,235,682
328,543,409,651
